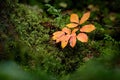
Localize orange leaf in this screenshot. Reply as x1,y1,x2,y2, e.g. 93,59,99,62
52,31,64,40
56,35,65,43
69,33,76,48
52,35,57,40
80,24,95,33
66,23,78,28
70,14,79,23
61,35,71,48
72,28,79,33
61,40,68,48
80,11,90,24
77,33,88,42
53,31,64,36
62,27,71,34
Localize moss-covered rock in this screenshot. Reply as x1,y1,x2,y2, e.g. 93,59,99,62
1,1,120,77
8,3,86,75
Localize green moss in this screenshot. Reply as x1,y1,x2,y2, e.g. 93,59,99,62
9,4,87,75
1,2,120,78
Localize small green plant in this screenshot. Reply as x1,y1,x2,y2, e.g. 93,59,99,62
45,4,61,16
52,12,96,48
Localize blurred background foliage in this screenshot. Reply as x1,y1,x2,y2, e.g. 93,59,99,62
19,0,120,12
0,0,120,80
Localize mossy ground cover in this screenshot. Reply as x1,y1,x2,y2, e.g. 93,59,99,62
0,0,120,80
